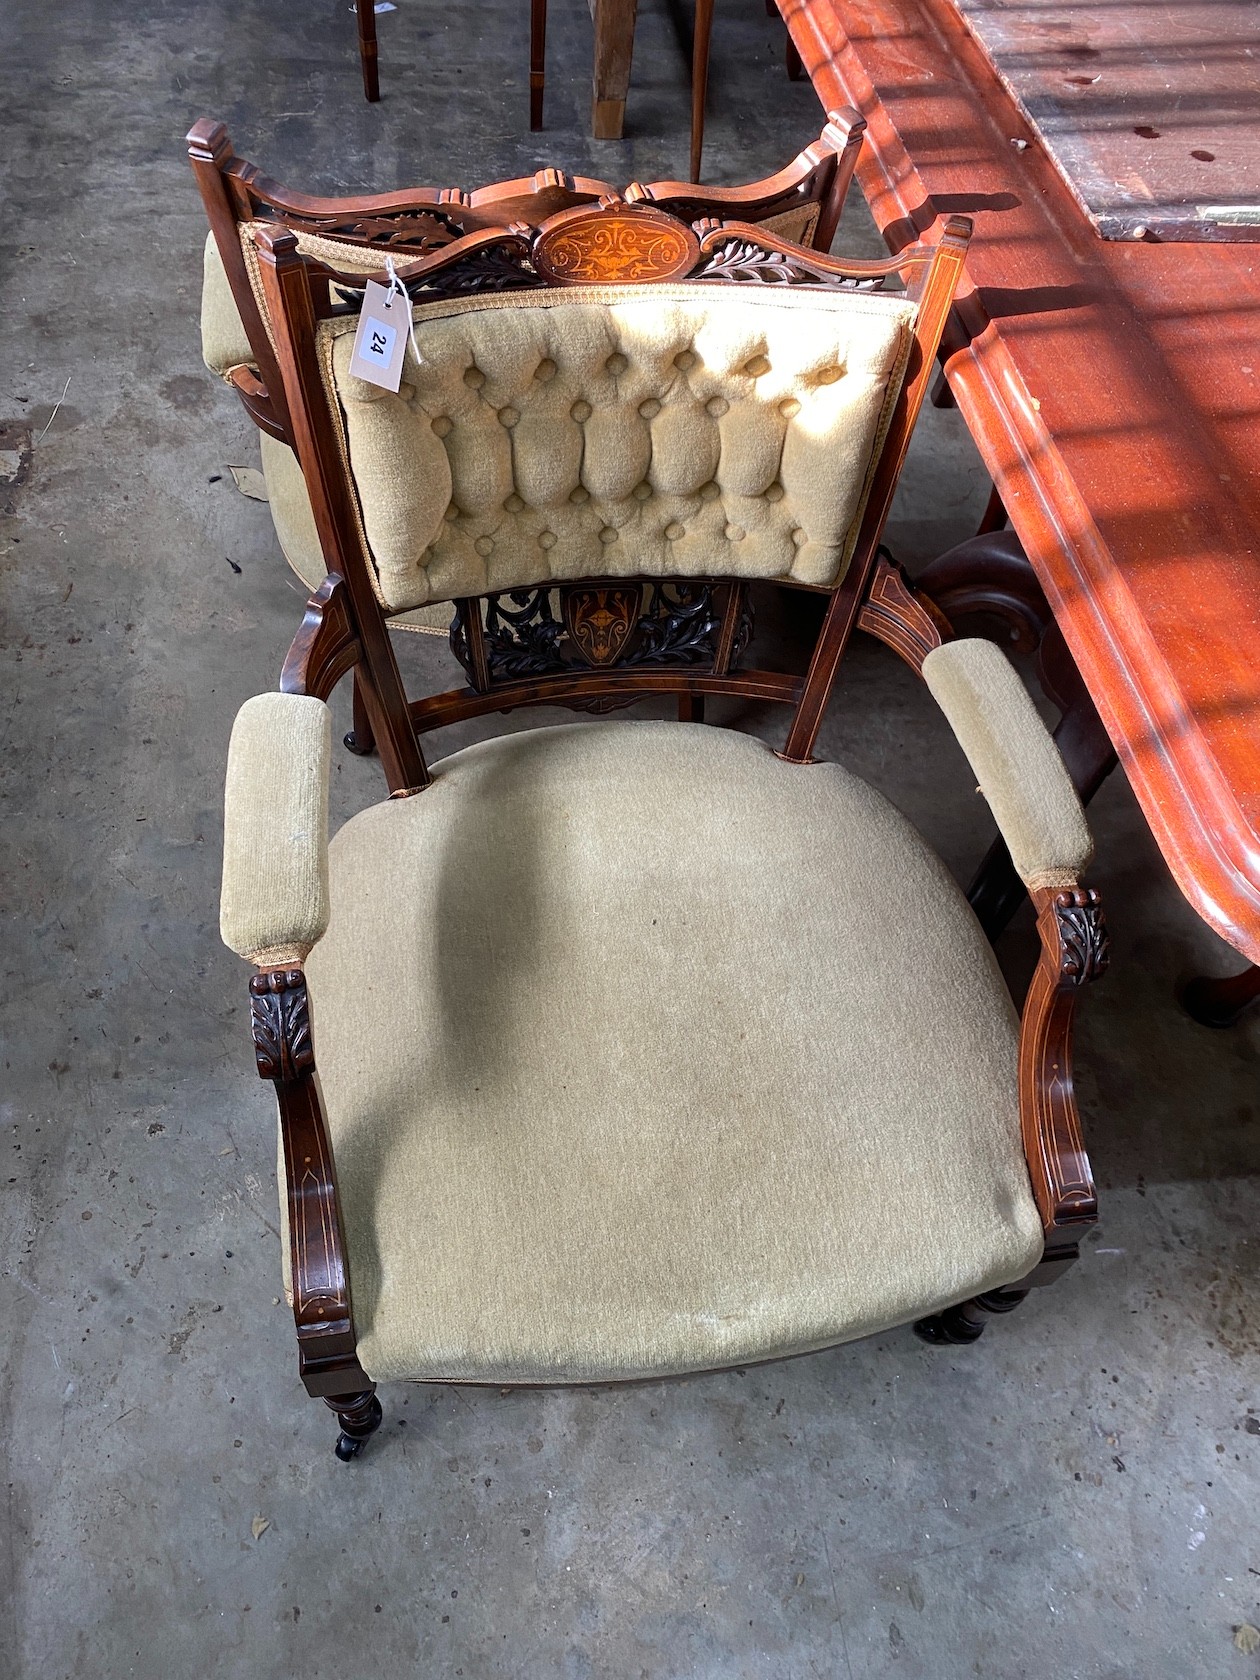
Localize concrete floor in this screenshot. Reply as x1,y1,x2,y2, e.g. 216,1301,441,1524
2,0,1259,1675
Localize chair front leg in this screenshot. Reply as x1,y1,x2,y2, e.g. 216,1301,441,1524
250,966,379,1457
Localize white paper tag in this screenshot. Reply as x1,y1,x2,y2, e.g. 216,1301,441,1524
349,279,409,392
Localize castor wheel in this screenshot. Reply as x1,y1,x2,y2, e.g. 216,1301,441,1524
326,1389,383,1460
344,729,375,757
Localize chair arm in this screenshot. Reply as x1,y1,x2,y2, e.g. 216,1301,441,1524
220,692,331,965
922,638,1093,890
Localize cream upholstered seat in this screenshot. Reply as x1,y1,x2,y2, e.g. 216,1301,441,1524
286,718,1043,1385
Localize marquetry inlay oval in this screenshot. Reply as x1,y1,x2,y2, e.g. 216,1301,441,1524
533,206,700,286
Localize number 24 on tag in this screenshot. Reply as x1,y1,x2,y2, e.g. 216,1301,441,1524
349,279,409,393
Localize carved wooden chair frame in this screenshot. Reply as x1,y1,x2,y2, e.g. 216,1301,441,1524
239,197,1107,1456
187,112,865,451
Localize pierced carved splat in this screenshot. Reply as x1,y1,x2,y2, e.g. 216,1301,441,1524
691,234,881,291
250,969,315,1084
451,580,749,688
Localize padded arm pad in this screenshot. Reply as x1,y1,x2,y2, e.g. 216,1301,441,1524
922,638,1093,889
220,693,332,964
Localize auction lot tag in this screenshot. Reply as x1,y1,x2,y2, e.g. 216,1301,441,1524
349,279,409,392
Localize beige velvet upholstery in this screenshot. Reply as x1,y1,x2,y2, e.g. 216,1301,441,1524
285,719,1044,1386
923,639,1094,889
315,284,916,614
201,232,255,377
221,693,331,965
257,433,451,635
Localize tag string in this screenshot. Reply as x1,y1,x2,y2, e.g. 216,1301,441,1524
384,255,425,371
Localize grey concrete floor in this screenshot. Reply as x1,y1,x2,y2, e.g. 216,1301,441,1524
2,1,1259,1675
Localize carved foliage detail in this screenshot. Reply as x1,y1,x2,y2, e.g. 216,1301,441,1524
692,237,881,290
1053,888,1110,987
250,969,314,1084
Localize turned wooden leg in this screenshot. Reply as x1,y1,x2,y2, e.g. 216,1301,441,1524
530,0,547,129
914,1285,1030,1345
326,1387,383,1461
690,0,715,181
1181,965,1260,1028
591,0,638,138
344,668,377,757
355,0,380,101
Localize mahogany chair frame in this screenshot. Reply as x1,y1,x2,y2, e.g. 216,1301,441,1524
236,199,1105,1455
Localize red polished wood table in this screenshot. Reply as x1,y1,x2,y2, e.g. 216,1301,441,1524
781,0,1260,964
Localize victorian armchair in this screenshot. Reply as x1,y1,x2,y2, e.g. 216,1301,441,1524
188,115,865,733
216,196,1106,1461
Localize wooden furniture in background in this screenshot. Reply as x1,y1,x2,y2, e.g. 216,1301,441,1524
779,0,1260,982
215,195,1107,1458
355,0,379,102
529,0,802,160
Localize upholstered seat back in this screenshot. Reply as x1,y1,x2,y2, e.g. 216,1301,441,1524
314,284,917,613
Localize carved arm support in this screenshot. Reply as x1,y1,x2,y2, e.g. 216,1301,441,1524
221,692,368,1396
919,637,1105,1247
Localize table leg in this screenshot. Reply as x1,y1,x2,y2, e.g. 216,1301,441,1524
1181,966,1260,1028
355,0,380,102
592,0,638,138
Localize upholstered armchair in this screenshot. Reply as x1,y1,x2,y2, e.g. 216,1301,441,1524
213,195,1107,1460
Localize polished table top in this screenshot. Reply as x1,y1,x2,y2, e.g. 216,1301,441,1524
783,0,1260,961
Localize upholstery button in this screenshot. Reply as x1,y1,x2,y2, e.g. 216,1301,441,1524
444,502,461,521
815,365,844,385
638,398,661,419
569,486,590,504
570,400,592,422
778,398,801,419
664,521,685,540
764,483,785,503
535,358,557,382
725,524,745,542
431,415,453,437
398,382,416,402
674,350,697,371
632,481,653,501
791,527,808,546
498,406,520,427
539,530,557,549
504,493,525,513
475,536,495,556
605,353,628,376
705,396,728,418
699,481,721,503
744,355,770,377
599,526,618,545
463,366,486,389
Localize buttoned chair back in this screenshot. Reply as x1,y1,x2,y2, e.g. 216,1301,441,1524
253,198,971,792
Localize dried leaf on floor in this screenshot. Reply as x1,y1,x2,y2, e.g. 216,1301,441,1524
227,465,268,502
251,1515,270,1541
1234,1624,1260,1654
